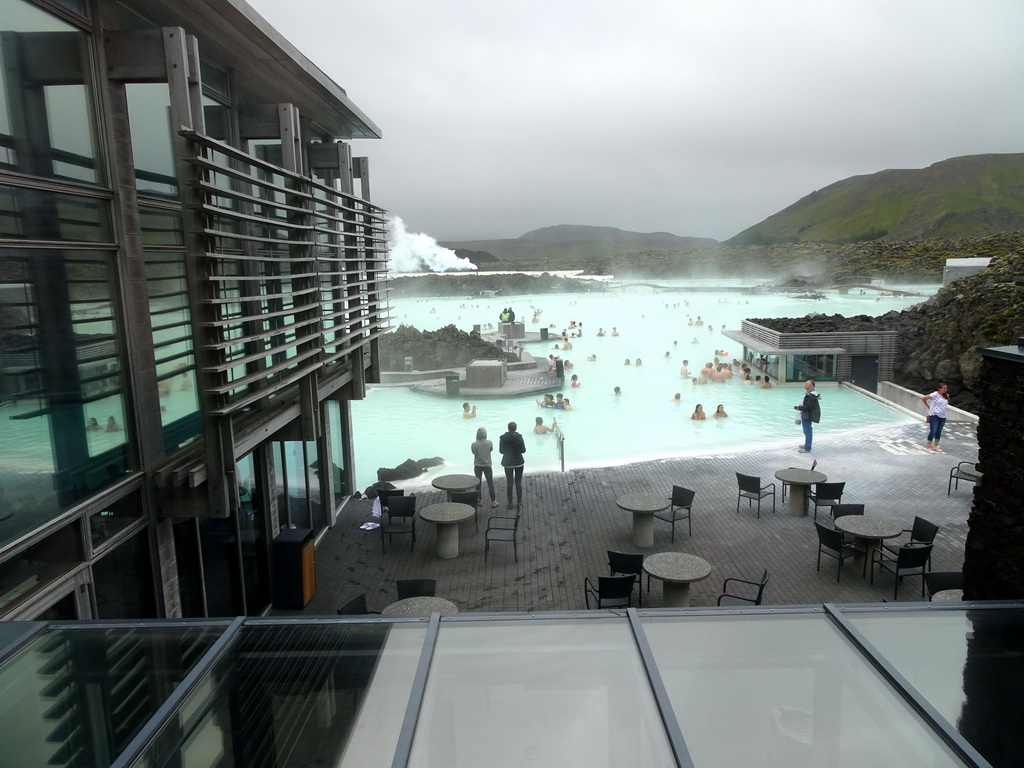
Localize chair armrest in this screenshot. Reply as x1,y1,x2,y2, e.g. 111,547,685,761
486,515,516,529
721,577,758,591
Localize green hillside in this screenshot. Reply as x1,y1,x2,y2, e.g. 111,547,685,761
728,154,1024,245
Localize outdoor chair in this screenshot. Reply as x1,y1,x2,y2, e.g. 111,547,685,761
736,473,776,518
337,593,379,615
607,550,644,607
808,481,845,521
924,571,963,600
654,485,695,541
717,569,770,606
380,494,416,553
815,521,854,583
781,459,817,501
948,461,981,495
449,490,480,532
871,543,933,600
396,578,437,599
883,516,939,570
485,505,522,562
377,487,405,509
584,574,637,609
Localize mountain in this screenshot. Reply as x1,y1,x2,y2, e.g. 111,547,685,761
441,225,716,267
728,153,1024,245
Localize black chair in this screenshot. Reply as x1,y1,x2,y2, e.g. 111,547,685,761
396,578,436,599
377,487,405,509
337,593,379,615
717,569,770,606
815,521,854,582
654,486,694,541
781,459,816,501
607,550,644,607
883,516,939,569
584,574,637,609
485,505,522,562
948,461,981,495
924,571,963,600
808,481,845,521
872,544,933,600
381,494,416,553
736,473,775,518
449,490,480,532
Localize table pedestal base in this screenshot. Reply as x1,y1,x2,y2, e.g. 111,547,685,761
852,540,884,578
662,581,692,607
632,512,655,548
788,486,809,517
435,523,460,559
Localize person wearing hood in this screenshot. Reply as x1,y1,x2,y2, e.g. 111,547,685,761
498,421,526,509
794,379,821,453
471,427,499,507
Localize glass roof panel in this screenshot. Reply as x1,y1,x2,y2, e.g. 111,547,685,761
408,618,675,767
847,605,1024,767
642,612,968,767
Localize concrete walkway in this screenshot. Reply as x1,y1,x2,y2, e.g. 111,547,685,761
280,420,977,616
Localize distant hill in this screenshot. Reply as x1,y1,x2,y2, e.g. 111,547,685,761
728,153,1024,245
442,225,716,268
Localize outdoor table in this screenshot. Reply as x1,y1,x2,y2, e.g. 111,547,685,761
616,493,670,548
382,596,459,615
642,552,712,607
774,468,828,517
419,502,475,559
932,589,964,602
833,516,905,578
432,473,480,500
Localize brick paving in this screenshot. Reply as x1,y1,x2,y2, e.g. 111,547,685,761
280,421,977,616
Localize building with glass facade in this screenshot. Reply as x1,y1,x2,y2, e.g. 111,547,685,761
1,0,389,621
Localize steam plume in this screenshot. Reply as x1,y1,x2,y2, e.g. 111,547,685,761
387,216,476,273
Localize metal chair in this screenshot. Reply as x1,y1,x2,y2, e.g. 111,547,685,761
808,481,845,521
654,485,694,541
924,571,963,600
815,521,854,583
736,473,776,518
883,516,939,569
396,578,436,599
948,462,981,495
337,593,379,615
872,544,933,600
380,494,416,553
717,569,770,606
449,490,480,532
377,487,405,509
607,550,644,607
584,574,637,609
485,505,522,562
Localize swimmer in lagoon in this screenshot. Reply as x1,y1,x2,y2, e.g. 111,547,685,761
713,404,728,418
671,393,681,402
613,386,622,396
534,416,555,434
462,402,477,419
691,404,706,420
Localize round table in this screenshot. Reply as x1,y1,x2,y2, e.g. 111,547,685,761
932,589,964,602
432,473,480,499
420,502,476,559
382,596,459,615
774,468,827,517
616,493,670,548
833,516,905,578
643,552,712,607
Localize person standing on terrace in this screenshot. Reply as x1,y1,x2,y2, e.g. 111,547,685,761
922,382,949,453
471,427,499,507
795,380,821,453
499,422,526,509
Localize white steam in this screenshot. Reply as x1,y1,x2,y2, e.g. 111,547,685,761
387,216,477,273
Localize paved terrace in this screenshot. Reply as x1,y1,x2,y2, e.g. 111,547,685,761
279,421,977,616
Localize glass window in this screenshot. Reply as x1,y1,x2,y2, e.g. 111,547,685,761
0,520,83,616
89,487,144,550
0,0,103,184
327,400,349,509
1,248,133,548
642,612,967,767
236,452,270,615
125,83,178,199
273,440,324,532
0,184,112,241
92,528,156,618
409,619,676,767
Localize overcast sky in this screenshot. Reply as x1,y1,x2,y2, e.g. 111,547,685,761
248,0,1024,243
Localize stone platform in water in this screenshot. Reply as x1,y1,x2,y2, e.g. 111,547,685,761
412,370,561,399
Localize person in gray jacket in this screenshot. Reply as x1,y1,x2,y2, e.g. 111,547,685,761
498,422,526,509
471,427,499,507
794,379,821,453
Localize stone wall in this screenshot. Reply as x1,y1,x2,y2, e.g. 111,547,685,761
962,346,1024,599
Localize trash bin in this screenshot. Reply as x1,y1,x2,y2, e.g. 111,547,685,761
540,328,549,341
445,374,460,396
555,358,564,379
404,356,414,372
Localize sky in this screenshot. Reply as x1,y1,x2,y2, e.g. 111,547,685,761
248,0,1024,244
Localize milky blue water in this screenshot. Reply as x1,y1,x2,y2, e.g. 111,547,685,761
351,281,937,490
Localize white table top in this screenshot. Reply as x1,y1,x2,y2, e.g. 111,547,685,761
616,493,670,513
643,552,712,584
431,474,480,493
382,596,459,615
774,468,827,485
833,516,904,540
420,502,475,524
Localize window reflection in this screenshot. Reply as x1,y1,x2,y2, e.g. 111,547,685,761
126,83,178,199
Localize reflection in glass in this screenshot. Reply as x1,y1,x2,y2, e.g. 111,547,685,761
92,529,156,619
126,83,178,199
410,619,675,767
0,520,83,615
327,400,348,509
0,0,102,184
236,452,270,614
643,613,966,767
0,184,111,241
89,487,143,550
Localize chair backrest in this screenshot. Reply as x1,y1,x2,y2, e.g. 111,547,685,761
910,516,939,544
752,569,770,604
449,490,477,507
815,521,845,550
815,482,845,499
396,578,436,599
607,550,643,578
378,488,405,508
810,460,818,471
337,593,370,615
671,486,696,508
598,574,637,606
736,473,762,493
385,495,416,518
924,571,963,597
831,504,864,519
896,543,933,570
